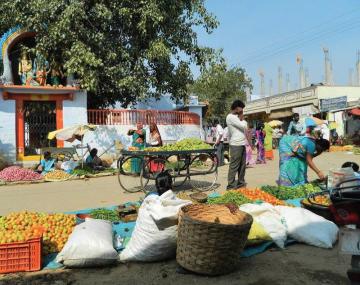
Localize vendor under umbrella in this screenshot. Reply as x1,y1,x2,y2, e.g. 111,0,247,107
37,151,55,175
85,148,102,168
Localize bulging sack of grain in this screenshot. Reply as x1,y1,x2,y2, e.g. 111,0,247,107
119,190,191,262
56,218,118,267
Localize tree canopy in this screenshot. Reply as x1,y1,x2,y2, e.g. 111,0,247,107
189,62,252,121
0,0,218,108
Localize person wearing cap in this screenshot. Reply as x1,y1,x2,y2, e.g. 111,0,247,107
277,118,330,187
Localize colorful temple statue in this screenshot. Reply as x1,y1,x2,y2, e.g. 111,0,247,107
50,60,64,86
33,52,50,86
18,49,34,86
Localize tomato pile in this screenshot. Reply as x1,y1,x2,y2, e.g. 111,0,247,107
0,166,42,182
235,188,285,205
0,211,76,255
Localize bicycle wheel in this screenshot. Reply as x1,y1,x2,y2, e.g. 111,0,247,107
188,153,218,192
117,156,144,193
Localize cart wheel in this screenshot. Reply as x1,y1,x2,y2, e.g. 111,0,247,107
117,156,143,193
166,155,189,188
140,157,167,193
188,154,218,192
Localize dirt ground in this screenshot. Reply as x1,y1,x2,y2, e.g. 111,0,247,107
0,151,358,216
0,151,359,284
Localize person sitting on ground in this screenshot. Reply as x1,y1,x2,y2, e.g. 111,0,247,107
85,148,102,168
37,151,55,175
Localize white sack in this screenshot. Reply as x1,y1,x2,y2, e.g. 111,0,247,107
240,203,287,248
56,218,118,267
119,190,191,262
276,206,339,248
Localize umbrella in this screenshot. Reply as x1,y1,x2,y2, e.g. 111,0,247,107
301,117,324,128
48,125,97,141
48,124,97,167
268,120,283,128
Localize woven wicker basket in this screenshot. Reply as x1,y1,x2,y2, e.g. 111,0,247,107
176,204,253,276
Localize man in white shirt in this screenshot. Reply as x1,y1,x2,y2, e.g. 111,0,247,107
214,119,225,166
226,100,248,190
320,122,330,141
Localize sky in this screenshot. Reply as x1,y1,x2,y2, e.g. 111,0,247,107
195,0,360,99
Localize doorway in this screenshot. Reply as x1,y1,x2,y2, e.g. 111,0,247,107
23,101,57,156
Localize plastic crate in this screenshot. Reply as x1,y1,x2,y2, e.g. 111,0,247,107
0,237,42,274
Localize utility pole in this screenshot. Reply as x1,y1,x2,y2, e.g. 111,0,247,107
349,68,354,86
286,73,291,92
278,66,283,94
356,51,360,86
323,47,333,85
297,55,305,88
259,70,265,98
305,68,309,87
269,79,273,96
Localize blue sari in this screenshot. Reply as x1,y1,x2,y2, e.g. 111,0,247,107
278,135,316,187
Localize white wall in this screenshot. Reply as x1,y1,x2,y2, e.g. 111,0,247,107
63,91,88,128
316,86,360,102
75,124,201,157
0,91,16,162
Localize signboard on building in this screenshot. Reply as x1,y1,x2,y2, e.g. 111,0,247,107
188,95,199,105
320,96,347,112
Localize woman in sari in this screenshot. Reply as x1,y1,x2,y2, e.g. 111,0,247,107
128,122,146,174
264,123,274,160
245,123,255,166
148,123,164,172
255,123,266,164
278,122,329,187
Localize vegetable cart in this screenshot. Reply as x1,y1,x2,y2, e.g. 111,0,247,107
117,149,218,193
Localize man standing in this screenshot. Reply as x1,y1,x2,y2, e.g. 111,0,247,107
226,100,248,190
287,113,304,136
214,119,225,166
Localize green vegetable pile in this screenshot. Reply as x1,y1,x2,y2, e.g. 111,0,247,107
89,208,119,222
72,166,116,176
261,183,321,200
208,191,251,206
145,138,211,152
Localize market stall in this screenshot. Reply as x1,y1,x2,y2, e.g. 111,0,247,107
117,138,218,192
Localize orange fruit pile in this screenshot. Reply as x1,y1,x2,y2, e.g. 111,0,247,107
235,188,285,206
0,211,76,255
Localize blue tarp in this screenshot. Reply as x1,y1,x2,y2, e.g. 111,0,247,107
43,194,304,269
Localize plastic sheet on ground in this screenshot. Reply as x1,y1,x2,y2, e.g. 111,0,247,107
43,193,305,269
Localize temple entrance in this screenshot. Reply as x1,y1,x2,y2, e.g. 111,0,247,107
23,101,57,156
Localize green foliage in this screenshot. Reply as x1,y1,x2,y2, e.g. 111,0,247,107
189,61,252,120
0,0,218,108
260,184,321,200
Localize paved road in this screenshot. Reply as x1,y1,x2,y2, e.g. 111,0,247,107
0,151,358,215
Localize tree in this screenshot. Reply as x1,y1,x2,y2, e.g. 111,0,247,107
189,62,252,121
0,0,218,108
